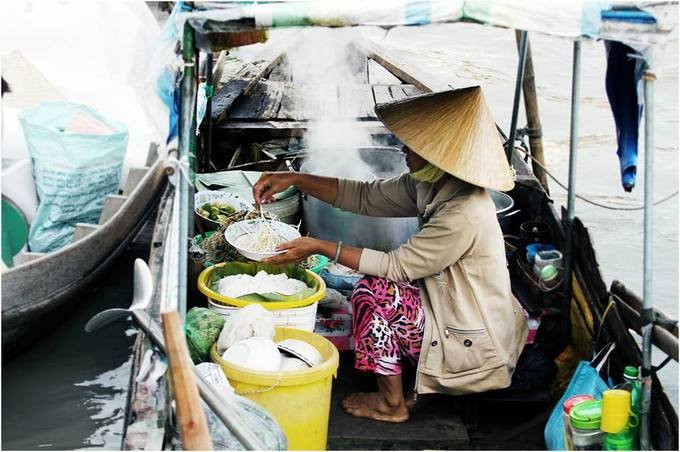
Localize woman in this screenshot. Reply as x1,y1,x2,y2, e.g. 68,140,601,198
253,87,528,423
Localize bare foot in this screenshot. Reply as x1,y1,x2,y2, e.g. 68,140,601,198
341,392,409,423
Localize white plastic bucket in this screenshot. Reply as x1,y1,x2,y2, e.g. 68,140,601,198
208,299,318,331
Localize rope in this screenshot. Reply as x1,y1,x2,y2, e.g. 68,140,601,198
515,147,678,211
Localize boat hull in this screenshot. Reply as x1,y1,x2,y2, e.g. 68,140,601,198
1,159,167,359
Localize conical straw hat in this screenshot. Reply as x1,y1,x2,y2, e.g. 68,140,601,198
375,86,514,191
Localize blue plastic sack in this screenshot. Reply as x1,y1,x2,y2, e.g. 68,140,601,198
544,344,615,450
19,102,128,252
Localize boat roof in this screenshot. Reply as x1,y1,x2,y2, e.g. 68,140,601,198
177,1,675,69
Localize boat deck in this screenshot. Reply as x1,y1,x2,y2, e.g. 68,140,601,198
328,352,548,450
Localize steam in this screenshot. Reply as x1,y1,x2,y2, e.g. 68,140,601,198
286,28,375,180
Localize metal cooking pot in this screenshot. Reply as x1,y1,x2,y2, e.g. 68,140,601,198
298,147,519,250
488,190,521,230
300,147,420,252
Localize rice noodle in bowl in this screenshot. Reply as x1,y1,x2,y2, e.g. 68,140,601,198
225,219,301,261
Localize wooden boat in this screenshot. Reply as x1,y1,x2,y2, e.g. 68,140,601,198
1,148,168,359
122,3,678,450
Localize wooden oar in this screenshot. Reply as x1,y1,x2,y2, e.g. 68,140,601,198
161,309,214,450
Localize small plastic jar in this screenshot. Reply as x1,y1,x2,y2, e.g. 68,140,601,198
570,399,605,450
563,395,595,450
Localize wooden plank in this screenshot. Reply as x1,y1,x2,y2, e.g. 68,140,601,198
368,58,402,85
161,311,213,450
337,84,375,119
277,83,301,121
268,56,292,82
401,84,421,98
276,83,330,121
216,120,390,139
212,38,294,122
73,223,98,242
99,194,128,225
372,85,393,105
229,80,284,120
352,38,445,93
389,85,408,101
124,167,151,196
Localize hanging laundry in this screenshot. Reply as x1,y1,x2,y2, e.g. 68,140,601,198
604,41,644,192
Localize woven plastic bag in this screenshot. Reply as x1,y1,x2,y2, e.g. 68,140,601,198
185,307,226,364
19,102,127,252
544,343,615,450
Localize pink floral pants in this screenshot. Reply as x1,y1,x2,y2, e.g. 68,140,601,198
351,276,425,376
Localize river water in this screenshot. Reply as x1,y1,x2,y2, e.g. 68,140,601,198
1,243,143,449
2,10,677,450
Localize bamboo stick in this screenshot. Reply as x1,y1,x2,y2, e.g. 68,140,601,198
161,311,213,450
515,30,549,194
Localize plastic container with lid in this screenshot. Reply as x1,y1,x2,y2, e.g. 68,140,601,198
534,249,563,276
563,395,595,450
569,399,604,450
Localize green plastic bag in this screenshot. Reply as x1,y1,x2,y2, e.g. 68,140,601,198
185,307,225,364
19,101,128,252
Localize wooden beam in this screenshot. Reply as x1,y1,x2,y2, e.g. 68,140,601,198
215,120,390,139
515,30,549,194
212,37,295,122
368,58,403,85
611,280,678,337
352,38,446,94
614,294,678,362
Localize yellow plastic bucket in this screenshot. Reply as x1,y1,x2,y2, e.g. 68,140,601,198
211,327,339,450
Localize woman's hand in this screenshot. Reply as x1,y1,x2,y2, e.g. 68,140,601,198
263,237,319,265
252,172,295,205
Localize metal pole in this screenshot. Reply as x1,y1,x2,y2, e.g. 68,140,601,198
178,23,196,318
640,71,655,451
562,41,581,342
506,30,528,163
204,53,214,172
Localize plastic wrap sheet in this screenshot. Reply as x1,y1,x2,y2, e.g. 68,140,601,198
599,3,675,72
179,1,464,32
462,0,610,38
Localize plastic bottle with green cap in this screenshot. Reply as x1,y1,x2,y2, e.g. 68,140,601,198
569,399,605,450
611,366,641,449
601,389,639,450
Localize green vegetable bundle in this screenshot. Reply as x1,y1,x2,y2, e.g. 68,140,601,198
197,202,236,223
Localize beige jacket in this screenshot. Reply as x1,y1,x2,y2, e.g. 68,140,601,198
334,174,528,395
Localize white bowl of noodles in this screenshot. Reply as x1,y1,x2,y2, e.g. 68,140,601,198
225,219,301,261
